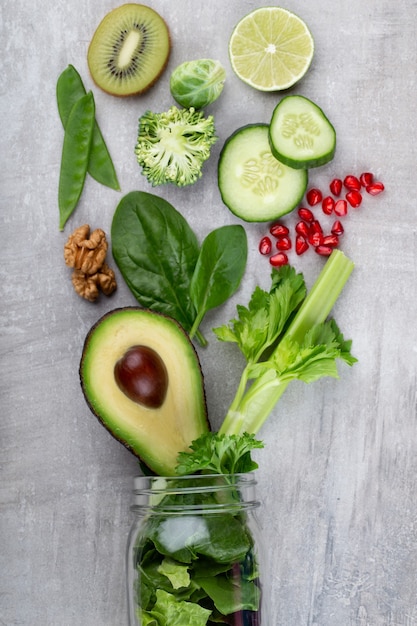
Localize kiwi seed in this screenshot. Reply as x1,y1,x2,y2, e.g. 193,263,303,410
87,3,171,97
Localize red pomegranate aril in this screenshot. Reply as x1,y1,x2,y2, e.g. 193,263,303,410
329,178,343,196
306,188,323,206
334,199,348,216
315,245,334,257
295,220,310,238
343,175,361,191
295,236,309,255
259,236,272,255
298,207,314,222
360,172,374,187
346,190,362,208
276,236,292,251
308,220,324,246
270,222,289,237
310,220,323,235
331,220,344,236
322,196,335,215
322,234,339,247
366,181,385,195
269,252,289,267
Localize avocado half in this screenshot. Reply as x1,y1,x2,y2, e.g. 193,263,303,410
79,307,209,476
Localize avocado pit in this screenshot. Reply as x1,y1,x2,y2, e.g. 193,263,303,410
114,345,168,409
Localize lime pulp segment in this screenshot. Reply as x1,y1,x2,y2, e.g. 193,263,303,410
229,7,314,91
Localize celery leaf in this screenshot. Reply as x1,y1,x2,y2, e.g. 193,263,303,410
176,432,264,476
213,265,306,363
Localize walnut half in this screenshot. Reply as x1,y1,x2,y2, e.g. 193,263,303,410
64,224,108,275
65,225,117,302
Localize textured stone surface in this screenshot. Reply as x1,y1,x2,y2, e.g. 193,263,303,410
1,1,417,624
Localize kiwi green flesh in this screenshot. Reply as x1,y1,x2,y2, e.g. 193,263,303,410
79,307,209,476
87,4,171,97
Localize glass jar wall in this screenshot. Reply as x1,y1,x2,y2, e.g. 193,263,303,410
126,473,269,625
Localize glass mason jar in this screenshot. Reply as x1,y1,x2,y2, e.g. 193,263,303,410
126,473,269,625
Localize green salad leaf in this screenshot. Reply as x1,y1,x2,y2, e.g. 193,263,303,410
196,574,260,615
141,589,212,626
189,224,247,340
111,191,247,346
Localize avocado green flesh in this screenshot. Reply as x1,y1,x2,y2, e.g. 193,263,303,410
80,308,209,476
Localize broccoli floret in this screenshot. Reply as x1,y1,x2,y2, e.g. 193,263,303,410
135,106,217,187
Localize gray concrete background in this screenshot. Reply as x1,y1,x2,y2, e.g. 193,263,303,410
1,1,417,624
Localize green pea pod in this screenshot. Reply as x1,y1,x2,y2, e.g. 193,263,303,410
56,65,120,191
58,91,95,230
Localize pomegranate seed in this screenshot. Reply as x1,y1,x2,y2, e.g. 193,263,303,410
331,220,344,236
322,196,335,215
315,245,334,256
295,236,309,255
366,181,385,195
359,172,374,187
306,188,323,206
343,175,361,191
329,178,343,196
269,252,288,267
334,199,348,216
276,236,292,251
308,220,324,246
270,222,289,237
310,220,323,236
259,236,272,255
322,234,339,247
295,220,310,238
346,190,362,207
298,207,314,222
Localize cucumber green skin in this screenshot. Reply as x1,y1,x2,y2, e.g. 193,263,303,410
218,123,308,223
269,95,336,169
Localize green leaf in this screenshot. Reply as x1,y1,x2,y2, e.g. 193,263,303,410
213,265,305,363
111,191,200,334
196,574,260,615
176,432,263,476
189,225,247,339
143,589,211,626
158,558,190,590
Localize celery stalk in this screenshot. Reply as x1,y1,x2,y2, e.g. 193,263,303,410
219,250,354,436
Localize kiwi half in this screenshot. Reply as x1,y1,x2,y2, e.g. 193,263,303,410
87,4,171,97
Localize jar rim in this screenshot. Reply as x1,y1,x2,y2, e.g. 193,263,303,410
133,471,257,491
130,473,260,514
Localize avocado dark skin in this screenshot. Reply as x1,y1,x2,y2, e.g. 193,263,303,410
79,307,209,476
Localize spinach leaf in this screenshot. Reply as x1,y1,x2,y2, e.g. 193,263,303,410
111,191,199,335
196,574,260,614
111,191,248,347
189,225,247,340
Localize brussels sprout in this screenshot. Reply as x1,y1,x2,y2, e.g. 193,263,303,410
170,59,226,109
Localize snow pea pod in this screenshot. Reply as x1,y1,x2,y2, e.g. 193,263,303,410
56,65,120,191
58,91,95,230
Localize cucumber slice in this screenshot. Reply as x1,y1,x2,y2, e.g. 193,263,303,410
218,124,308,222
269,95,336,169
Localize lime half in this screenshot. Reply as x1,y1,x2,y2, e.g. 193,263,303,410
229,7,314,91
